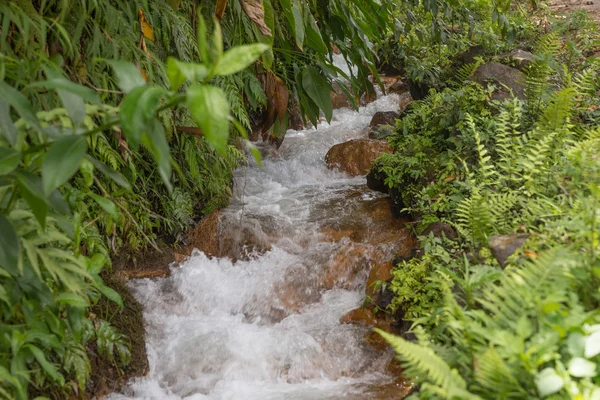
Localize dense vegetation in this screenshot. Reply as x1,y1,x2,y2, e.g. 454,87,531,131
0,0,390,398
1,0,599,399
372,2,600,399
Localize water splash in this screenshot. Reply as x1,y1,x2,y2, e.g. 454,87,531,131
110,74,408,400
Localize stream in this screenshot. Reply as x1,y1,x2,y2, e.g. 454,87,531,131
109,66,414,400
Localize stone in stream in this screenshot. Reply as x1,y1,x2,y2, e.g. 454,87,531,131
369,111,400,127
470,62,526,101
325,139,392,176
489,233,530,268
368,124,395,140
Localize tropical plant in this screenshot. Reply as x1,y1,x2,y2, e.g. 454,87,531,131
0,12,267,398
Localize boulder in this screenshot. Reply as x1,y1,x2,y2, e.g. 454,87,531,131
421,222,458,241
370,111,399,128
184,210,222,257
366,261,393,298
458,45,486,65
505,49,535,70
330,82,354,109
368,124,395,140
325,139,392,176
366,168,389,194
489,233,529,267
471,62,526,101
388,79,409,94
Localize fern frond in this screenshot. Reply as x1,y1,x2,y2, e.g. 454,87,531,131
376,329,482,400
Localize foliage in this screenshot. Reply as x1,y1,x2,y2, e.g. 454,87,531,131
375,9,600,399
0,8,267,398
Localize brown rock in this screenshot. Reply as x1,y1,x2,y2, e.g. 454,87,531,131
325,139,392,176
471,62,526,101
366,261,393,298
369,111,399,128
489,233,529,267
322,243,375,289
388,79,409,94
185,210,222,257
340,307,378,327
421,222,458,241
330,82,354,109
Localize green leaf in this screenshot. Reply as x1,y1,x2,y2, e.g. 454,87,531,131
142,120,172,192
24,344,65,385
197,13,209,64
584,330,600,358
55,292,88,308
302,66,333,123
30,77,100,104
119,86,165,150
16,172,48,229
0,216,19,276
210,17,224,68
305,14,327,54
568,357,596,377
0,147,19,175
0,98,17,145
88,193,119,221
42,135,88,195
187,84,230,155
0,81,43,133
536,369,564,398
167,58,209,85
95,279,123,308
215,43,270,76
85,155,131,190
166,57,186,90
108,60,146,93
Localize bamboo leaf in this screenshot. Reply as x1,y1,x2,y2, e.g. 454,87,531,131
42,135,88,195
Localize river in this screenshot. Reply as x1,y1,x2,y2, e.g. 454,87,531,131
109,67,413,400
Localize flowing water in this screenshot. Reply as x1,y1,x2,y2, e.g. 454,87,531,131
110,68,414,400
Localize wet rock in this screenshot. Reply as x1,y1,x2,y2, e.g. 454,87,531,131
398,91,414,113
388,79,409,94
376,285,395,310
325,139,392,176
368,124,395,140
389,187,407,218
370,111,399,128
366,168,389,194
322,243,375,289
421,222,458,241
471,62,526,101
340,307,378,327
330,82,354,109
185,210,221,257
489,233,529,267
366,261,393,298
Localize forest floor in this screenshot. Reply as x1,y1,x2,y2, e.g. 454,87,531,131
550,0,600,20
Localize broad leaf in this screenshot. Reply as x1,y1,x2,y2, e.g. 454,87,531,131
0,98,17,145
94,278,123,307
89,193,119,221
119,86,165,150
55,292,88,308
108,61,146,93
30,77,100,104
187,84,230,155
167,58,208,88
16,172,48,229
535,368,564,398
0,82,43,133
42,135,88,195
142,120,172,192
0,147,20,175
24,345,64,385
0,216,19,276
85,155,131,190
216,44,269,76
302,66,333,123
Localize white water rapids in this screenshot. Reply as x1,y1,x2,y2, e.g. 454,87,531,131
109,66,411,400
